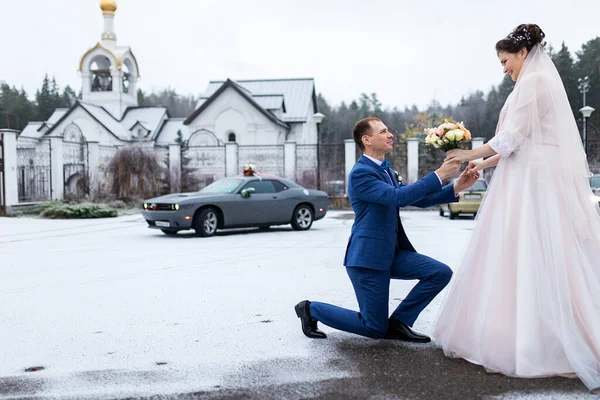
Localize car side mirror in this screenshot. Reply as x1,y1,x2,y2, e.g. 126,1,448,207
241,187,256,198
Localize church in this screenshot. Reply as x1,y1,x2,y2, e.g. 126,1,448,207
17,0,323,197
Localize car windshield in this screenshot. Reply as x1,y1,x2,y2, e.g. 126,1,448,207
199,179,244,194
470,180,488,191
591,176,600,188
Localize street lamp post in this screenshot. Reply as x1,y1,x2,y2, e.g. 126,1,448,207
578,76,590,107
580,105,595,155
312,112,325,190
578,76,591,153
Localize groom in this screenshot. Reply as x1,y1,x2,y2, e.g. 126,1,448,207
295,117,479,342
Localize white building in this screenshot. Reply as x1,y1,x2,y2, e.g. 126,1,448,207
14,0,323,203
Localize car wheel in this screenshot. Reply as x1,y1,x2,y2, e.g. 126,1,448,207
439,207,445,217
161,229,178,236
194,208,218,237
291,205,313,231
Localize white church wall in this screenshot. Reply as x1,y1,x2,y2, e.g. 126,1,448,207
186,87,287,146
48,107,123,146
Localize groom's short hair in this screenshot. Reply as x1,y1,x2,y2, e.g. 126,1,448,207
353,117,381,151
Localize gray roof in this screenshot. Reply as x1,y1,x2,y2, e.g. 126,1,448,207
185,80,289,129
121,107,168,139
43,102,169,142
201,78,316,122
78,103,129,140
155,118,188,145
19,122,46,138
252,94,286,112
47,109,69,125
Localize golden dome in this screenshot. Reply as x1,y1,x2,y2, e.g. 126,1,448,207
100,0,117,15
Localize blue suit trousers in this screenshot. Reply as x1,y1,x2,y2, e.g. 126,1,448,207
310,250,452,339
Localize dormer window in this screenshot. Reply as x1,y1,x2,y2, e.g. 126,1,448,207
228,132,236,142
130,121,150,139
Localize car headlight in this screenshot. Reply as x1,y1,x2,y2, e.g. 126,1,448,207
143,203,148,210
173,204,180,211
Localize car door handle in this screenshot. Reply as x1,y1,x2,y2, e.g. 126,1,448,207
272,196,278,199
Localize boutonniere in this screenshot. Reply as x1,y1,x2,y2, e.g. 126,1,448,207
394,171,403,184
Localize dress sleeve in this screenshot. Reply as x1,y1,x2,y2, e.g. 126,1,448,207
488,73,551,158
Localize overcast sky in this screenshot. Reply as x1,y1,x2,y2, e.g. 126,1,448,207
2,0,599,110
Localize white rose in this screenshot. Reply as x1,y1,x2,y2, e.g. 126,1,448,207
454,130,464,141
445,131,456,141
437,140,444,146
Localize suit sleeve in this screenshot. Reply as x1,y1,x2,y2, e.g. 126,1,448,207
410,184,458,208
350,169,442,208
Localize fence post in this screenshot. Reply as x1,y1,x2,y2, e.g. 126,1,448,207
0,130,19,210
225,142,238,177
471,137,485,162
87,141,99,193
284,141,296,181
407,138,419,183
344,139,356,195
169,144,181,192
50,137,64,201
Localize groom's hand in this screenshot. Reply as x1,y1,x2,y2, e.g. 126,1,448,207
446,149,471,163
453,167,480,195
435,159,461,181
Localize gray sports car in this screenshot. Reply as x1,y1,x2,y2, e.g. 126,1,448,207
141,176,329,236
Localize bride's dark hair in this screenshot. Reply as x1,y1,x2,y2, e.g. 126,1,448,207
496,24,546,54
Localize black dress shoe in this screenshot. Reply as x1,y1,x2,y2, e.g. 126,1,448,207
385,318,430,343
294,300,327,339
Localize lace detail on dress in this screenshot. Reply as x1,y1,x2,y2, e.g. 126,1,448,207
488,132,516,158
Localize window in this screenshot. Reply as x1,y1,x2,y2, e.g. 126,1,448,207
241,180,276,194
271,180,288,192
137,128,143,136
228,132,236,142
200,178,243,194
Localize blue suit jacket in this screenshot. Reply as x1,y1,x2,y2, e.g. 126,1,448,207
344,155,458,270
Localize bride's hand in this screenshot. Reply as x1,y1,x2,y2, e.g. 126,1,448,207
446,149,471,163
467,161,484,172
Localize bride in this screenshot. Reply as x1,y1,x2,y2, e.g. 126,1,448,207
433,23,600,390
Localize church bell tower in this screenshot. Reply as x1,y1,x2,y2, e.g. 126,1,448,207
78,0,140,119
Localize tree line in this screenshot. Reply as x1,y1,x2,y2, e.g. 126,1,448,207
1,37,598,147
318,38,600,146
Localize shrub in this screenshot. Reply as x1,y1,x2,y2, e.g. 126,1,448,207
37,202,118,219
105,147,169,201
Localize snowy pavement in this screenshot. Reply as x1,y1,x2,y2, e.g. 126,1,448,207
0,211,595,399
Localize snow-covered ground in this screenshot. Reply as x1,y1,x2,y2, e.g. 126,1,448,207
0,211,593,399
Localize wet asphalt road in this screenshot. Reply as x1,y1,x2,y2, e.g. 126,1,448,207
159,341,594,400
2,340,595,400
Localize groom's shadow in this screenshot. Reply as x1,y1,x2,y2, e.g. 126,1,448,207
320,337,592,399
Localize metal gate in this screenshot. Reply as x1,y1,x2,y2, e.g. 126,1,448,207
17,137,52,203
63,140,89,198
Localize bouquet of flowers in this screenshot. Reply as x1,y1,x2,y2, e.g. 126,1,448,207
242,164,257,176
424,120,471,151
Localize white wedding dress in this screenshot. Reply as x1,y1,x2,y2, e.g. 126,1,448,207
433,45,600,390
